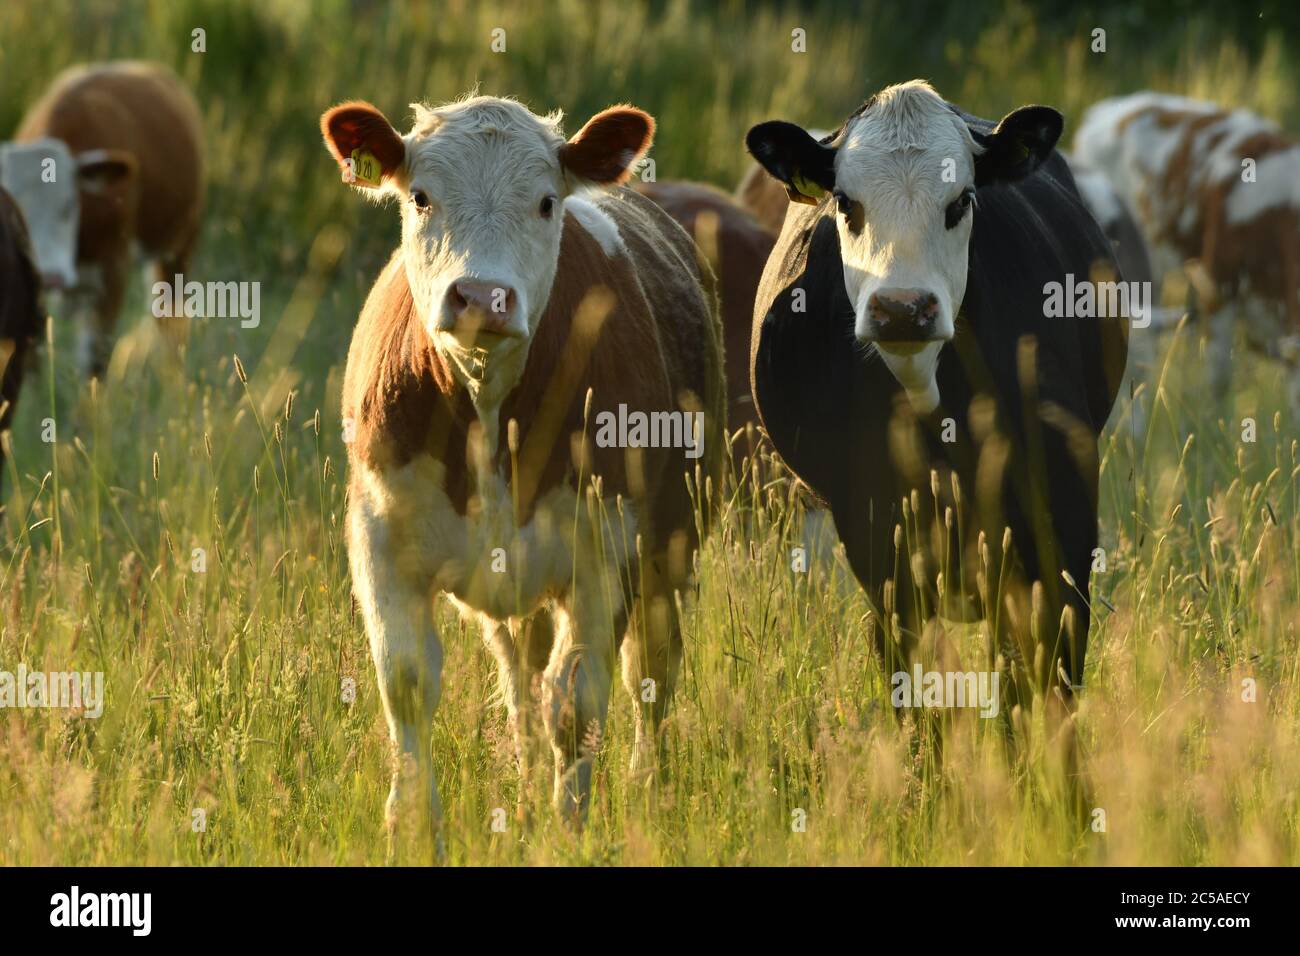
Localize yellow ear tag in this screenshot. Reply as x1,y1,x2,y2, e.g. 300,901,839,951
348,148,382,187
789,171,827,204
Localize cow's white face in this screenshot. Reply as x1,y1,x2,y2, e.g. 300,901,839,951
832,95,979,412
747,80,1063,414
0,139,81,290
397,101,568,366
322,95,653,427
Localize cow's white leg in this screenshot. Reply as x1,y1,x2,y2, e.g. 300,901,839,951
1206,303,1234,404
619,564,682,776
348,499,442,855
479,614,526,770
153,232,198,358
542,588,620,823
59,269,105,379
85,257,127,381
480,613,556,817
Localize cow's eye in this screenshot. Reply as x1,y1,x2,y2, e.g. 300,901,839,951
539,194,556,219
834,189,853,217
945,188,975,229
410,189,431,212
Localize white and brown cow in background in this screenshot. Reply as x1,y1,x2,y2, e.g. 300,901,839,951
1074,92,1300,411
320,94,725,843
1065,155,1159,437
7,60,205,377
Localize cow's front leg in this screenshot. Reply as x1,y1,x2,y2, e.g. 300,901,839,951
479,615,525,763
480,612,556,819
542,584,622,824
620,560,683,776
83,257,127,380
349,500,443,860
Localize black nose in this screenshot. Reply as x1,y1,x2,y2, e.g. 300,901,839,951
865,288,941,341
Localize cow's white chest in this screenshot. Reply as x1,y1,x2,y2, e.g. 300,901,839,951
353,455,638,620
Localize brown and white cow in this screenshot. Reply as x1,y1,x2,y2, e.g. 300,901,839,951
10,61,205,375
320,94,725,837
1074,92,1300,408
634,180,773,469
0,187,45,487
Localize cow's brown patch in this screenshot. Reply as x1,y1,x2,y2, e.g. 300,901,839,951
1112,103,1174,136
1145,106,1300,327
1155,109,1229,249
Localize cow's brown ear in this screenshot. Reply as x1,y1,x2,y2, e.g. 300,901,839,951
559,106,655,186
76,149,138,197
320,101,405,188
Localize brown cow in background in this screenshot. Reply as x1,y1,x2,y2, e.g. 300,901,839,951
734,162,791,237
635,180,774,473
11,60,205,376
635,180,843,577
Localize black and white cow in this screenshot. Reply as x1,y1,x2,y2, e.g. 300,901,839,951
746,81,1128,709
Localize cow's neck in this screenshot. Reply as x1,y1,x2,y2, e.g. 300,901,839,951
437,338,529,463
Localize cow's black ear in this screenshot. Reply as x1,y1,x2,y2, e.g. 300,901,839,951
972,106,1062,187
746,121,836,205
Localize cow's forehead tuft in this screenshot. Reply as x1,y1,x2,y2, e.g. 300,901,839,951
408,95,565,142
835,84,976,196
841,81,970,152
405,96,565,184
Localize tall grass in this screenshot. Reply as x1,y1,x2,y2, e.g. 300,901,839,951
0,0,1296,864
